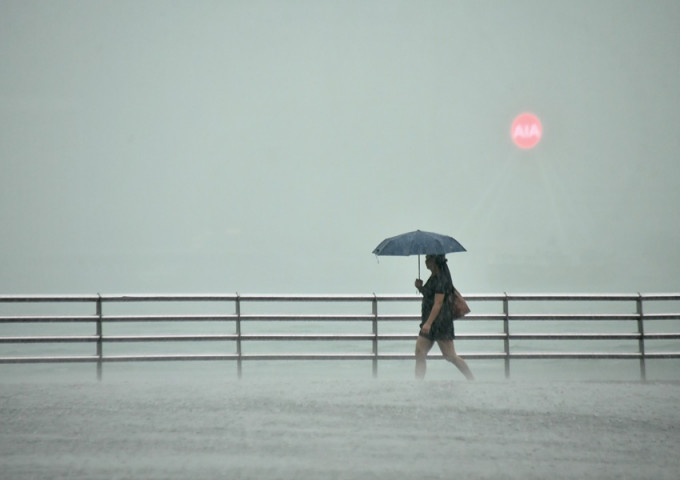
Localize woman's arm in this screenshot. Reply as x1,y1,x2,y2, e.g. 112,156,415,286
420,293,445,334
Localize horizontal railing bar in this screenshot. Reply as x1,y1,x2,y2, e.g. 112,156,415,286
99,294,239,302
644,352,680,358
234,294,541,302
3,313,677,324
0,336,98,343
101,314,237,322
504,293,680,302
241,353,374,360
0,314,420,323
508,333,643,340
2,293,679,303
0,334,378,343
376,333,508,341
377,353,510,360
98,314,377,322
0,356,98,363
374,314,422,321
0,295,99,303
641,314,680,320
503,294,644,301
102,353,492,361
241,334,375,341
507,314,640,321
2,352,679,365
508,352,643,359
104,334,238,342
235,354,510,360
644,333,680,340
238,294,382,302
102,354,239,362
513,313,680,321
378,352,673,360
2,333,675,344
109,333,508,342
103,334,381,342
0,315,99,323
240,314,375,321
640,294,680,301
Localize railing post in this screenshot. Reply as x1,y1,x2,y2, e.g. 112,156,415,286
372,294,378,378
503,293,510,379
636,293,647,382
96,294,103,381
235,293,242,379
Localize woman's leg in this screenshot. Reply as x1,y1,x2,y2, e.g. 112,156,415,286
415,336,434,379
437,340,474,380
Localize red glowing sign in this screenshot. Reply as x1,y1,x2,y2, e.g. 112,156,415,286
511,113,542,149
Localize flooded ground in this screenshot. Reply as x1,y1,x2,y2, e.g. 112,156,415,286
1,370,678,480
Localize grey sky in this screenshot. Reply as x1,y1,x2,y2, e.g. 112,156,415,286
1,1,679,294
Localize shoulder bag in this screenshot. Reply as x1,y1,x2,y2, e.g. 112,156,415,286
449,288,471,319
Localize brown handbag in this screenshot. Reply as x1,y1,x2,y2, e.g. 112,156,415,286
450,288,471,319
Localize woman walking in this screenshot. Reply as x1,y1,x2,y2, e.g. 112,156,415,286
414,254,474,380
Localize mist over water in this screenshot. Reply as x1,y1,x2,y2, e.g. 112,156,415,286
1,1,679,295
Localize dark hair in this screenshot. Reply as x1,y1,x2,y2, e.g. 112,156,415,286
432,255,455,294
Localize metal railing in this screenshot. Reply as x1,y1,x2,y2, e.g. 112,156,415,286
1,293,679,380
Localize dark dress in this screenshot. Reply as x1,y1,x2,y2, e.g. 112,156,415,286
419,273,455,341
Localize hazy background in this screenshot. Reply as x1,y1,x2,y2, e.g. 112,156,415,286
2,0,679,295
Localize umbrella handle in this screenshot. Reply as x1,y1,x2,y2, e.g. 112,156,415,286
415,255,421,293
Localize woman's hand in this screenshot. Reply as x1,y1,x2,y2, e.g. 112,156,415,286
414,279,423,290
420,322,431,335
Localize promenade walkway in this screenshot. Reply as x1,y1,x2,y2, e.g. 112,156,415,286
1,372,678,479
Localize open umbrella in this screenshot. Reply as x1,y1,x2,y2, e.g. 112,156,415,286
372,230,466,278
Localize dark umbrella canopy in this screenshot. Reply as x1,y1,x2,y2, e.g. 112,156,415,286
372,230,466,256
372,230,466,279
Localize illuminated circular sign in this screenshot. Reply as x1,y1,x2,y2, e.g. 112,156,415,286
511,113,542,149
